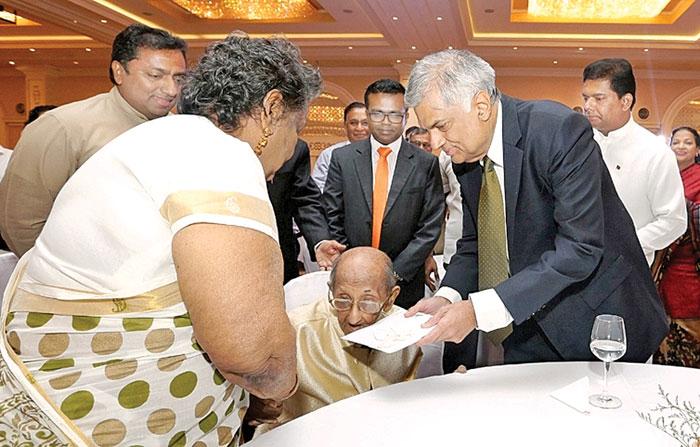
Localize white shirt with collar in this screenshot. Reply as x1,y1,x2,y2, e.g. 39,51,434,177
370,135,402,191
435,101,514,332
311,140,350,192
593,116,686,265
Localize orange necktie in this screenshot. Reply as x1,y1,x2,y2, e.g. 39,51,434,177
372,146,392,248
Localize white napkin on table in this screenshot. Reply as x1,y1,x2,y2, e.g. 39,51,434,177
550,376,591,415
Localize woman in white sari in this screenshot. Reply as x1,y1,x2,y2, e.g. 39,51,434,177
0,32,322,446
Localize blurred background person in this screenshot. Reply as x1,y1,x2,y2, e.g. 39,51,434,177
582,58,686,266
24,104,57,126
0,24,187,256
0,33,321,445
311,101,369,192
655,126,700,368
405,126,433,154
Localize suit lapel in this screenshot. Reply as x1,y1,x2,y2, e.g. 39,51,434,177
384,141,416,217
501,96,523,253
352,141,373,213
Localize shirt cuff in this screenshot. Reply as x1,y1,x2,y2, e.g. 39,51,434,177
469,288,514,332
435,286,463,304
313,240,328,252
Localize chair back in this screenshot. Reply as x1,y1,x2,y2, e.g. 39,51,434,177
284,270,330,311
0,251,19,306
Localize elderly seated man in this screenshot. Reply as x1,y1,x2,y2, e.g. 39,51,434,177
247,247,422,432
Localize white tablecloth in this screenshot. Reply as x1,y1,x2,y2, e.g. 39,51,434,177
248,362,699,446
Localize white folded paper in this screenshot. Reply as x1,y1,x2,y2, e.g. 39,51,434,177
341,310,434,353
550,376,591,415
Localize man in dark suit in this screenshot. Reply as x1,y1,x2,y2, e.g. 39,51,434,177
404,49,668,363
268,139,345,283
323,79,444,309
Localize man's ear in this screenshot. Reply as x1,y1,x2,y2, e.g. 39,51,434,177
474,90,493,122
621,93,634,111
384,285,401,310
111,61,126,85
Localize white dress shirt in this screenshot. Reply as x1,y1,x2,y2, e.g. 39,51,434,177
439,151,463,264
435,101,515,332
370,135,402,191
593,116,686,265
311,140,350,192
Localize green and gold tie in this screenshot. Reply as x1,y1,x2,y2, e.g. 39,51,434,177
477,156,512,343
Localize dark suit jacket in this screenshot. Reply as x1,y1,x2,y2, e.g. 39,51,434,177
442,95,668,362
323,138,444,308
268,140,330,283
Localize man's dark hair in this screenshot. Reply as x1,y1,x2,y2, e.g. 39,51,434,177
343,101,366,121
405,126,428,139
583,58,636,108
110,24,187,85
24,104,57,126
364,79,405,106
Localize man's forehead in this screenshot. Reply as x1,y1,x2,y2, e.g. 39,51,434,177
367,93,404,107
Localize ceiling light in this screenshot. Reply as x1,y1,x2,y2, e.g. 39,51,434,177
578,47,584,51
392,16,398,20
73,20,78,23
100,19,108,23
513,46,519,50
85,47,92,52
553,60,558,64
436,16,443,21
29,48,36,52
73,61,79,65
347,46,353,50
527,0,671,20
643,48,649,52
302,59,307,63
396,59,401,63
0,8,17,24
448,46,453,49
8,61,15,65
171,0,317,20
411,45,416,50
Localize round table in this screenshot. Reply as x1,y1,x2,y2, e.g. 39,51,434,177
247,362,700,446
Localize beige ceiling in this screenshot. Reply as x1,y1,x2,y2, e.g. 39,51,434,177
0,0,698,75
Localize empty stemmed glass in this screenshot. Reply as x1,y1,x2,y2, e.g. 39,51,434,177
589,314,627,409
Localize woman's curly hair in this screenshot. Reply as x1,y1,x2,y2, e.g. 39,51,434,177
178,32,322,132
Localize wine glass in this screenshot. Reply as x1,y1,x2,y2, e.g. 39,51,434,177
589,314,626,409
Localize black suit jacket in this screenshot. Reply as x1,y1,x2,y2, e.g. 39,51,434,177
323,138,444,308
268,140,330,283
442,95,668,362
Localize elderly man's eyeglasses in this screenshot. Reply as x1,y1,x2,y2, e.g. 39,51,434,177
368,111,405,124
328,289,389,314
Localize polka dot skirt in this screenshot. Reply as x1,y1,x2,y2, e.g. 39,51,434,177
6,310,245,446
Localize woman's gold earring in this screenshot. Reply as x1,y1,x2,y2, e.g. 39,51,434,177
254,127,273,156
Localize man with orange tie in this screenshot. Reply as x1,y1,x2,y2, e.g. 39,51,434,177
323,79,443,308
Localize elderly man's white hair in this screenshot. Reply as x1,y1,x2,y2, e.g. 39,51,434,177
405,49,500,112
